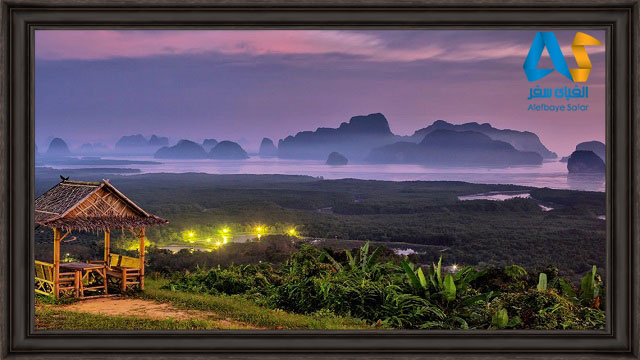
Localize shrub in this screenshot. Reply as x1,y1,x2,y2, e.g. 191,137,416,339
492,289,604,330
162,242,605,330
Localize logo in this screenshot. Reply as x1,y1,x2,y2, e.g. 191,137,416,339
523,32,602,82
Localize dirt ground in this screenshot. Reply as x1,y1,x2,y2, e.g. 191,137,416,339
56,296,257,329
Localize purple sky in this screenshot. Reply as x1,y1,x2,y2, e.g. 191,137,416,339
35,30,605,156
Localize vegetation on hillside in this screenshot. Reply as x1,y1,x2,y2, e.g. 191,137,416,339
36,278,369,330
164,243,605,330
35,171,606,278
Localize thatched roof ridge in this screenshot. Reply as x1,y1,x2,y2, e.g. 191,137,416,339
35,179,167,230
35,181,100,219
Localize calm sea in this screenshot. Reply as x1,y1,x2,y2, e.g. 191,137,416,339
53,156,605,192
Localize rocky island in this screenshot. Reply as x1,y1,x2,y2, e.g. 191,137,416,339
326,152,348,165
46,137,71,157
209,141,249,160
567,150,605,173
154,139,208,159
259,138,278,158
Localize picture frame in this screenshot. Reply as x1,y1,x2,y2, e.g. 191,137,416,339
1,0,638,358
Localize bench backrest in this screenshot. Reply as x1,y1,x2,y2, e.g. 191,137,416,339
109,253,141,269
35,260,54,281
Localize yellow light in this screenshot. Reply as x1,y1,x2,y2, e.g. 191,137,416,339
187,231,195,238
256,226,263,232
215,241,222,246
206,238,211,243
287,228,297,236
223,236,228,244
452,264,459,271
222,227,229,234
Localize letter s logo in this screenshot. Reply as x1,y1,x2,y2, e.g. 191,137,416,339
569,32,603,82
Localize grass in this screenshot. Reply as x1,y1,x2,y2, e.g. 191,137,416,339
35,306,223,330
34,279,372,331
139,278,372,330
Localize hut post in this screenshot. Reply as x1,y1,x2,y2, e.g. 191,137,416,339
52,227,61,299
104,229,111,265
139,227,146,290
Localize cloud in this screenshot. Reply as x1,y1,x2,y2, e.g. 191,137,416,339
35,30,604,64
36,30,442,62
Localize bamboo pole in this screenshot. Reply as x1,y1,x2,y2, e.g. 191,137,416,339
139,227,146,290
74,270,81,298
121,269,127,292
52,228,61,299
104,229,111,265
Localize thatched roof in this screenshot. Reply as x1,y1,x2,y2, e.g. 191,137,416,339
35,179,167,231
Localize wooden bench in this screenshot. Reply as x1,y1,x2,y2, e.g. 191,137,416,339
106,254,143,292
35,260,77,297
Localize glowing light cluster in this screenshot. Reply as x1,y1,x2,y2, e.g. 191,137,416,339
178,225,300,251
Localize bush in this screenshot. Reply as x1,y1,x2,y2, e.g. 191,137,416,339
491,289,604,330
162,242,605,330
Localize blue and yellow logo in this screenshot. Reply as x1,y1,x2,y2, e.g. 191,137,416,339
523,32,602,82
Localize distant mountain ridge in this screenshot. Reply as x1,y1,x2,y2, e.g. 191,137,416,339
276,114,555,165
149,135,169,147
368,129,543,166
278,113,397,160
410,120,557,159
116,134,170,154
115,134,148,148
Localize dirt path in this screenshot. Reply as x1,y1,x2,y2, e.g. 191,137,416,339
56,297,258,329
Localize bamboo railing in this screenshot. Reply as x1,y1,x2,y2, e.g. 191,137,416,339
34,260,77,296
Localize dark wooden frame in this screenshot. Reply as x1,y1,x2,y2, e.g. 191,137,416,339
0,0,638,358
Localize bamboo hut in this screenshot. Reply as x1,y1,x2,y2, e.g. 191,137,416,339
34,179,167,298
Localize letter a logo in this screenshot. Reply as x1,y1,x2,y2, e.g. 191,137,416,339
523,32,573,82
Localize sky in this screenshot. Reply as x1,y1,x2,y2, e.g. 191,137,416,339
35,30,606,156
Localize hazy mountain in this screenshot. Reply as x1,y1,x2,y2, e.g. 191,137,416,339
567,150,605,173
278,113,396,160
154,139,207,159
79,143,94,155
148,135,169,147
115,134,148,149
410,120,557,159
115,134,169,154
560,140,605,163
576,141,605,161
259,138,278,158
202,139,218,152
46,138,71,157
209,141,249,160
326,152,348,165
368,130,543,166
